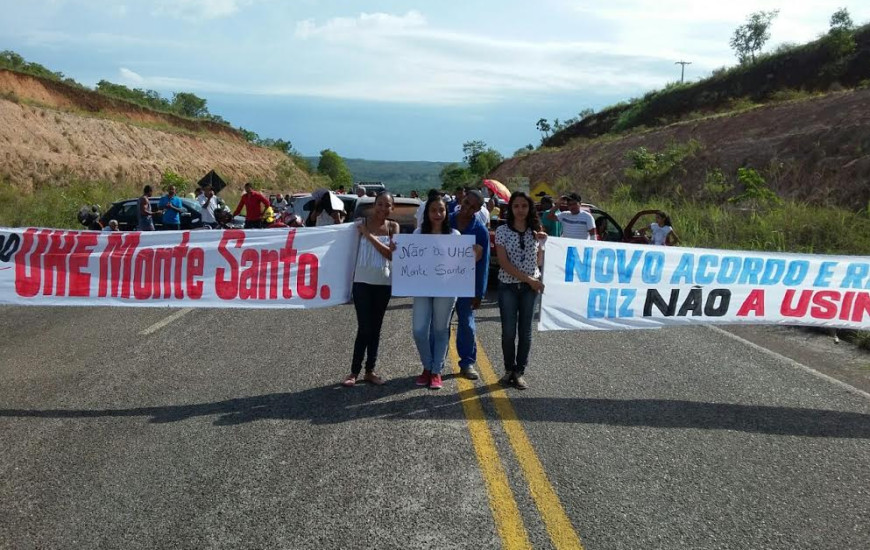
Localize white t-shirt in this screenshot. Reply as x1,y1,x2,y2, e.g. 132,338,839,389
475,205,490,228
556,210,596,239
650,222,672,245
197,195,218,224
316,211,338,226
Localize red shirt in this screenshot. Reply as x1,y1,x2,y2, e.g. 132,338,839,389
233,191,270,220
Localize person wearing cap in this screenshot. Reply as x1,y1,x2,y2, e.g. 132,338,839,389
449,189,490,380
544,192,597,240
233,183,271,229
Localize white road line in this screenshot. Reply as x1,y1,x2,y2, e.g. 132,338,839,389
139,308,194,336
706,325,870,401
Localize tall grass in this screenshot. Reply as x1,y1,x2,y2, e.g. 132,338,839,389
0,179,141,229
601,198,870,256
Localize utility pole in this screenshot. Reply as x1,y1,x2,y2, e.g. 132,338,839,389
675,60,692,83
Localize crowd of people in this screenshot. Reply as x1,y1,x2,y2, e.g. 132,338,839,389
114,181,680,389
342,189,536,390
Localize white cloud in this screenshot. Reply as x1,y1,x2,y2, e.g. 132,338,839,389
119,67,144,84
295,11,427,39
152,0,253,20
287,11,678,104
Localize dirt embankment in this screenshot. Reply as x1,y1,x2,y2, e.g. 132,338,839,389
0,69,315,192
491,88,870,210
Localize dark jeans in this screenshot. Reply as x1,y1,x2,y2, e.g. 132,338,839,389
351,282,392,375
498,282,537,375
244,220,263,229
161,223,180,231
454,297,477,369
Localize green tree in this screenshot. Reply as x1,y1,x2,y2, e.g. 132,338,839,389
730,10,779,64
317,149,352,189
171,92,209,118
462,140,503,179
826,8,856,57
536,118,551,140
439,163,473,190
830,7,853,31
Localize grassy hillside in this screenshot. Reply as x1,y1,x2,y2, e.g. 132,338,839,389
304,157,456,195
545,23,870,146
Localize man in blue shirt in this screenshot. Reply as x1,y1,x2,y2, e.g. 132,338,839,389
158,185,185,231
449,190,490,380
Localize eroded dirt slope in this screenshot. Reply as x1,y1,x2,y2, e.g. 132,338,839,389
492,89,870,209
0,70,314,192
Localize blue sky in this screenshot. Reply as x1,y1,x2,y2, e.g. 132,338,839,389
2,0,868,161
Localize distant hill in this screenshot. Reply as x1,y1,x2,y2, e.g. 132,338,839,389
304,157,457,195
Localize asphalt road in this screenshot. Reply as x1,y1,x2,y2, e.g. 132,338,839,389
1,299,868,550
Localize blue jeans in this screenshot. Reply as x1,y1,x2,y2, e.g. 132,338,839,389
454,298,477,369
412,297,456,375
498,282,537,375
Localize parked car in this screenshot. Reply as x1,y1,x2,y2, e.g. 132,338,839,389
98,197,205,231
355,181,386,195
352,196,421,234
289,193,360,221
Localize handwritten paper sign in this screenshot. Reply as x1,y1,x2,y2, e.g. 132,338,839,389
391,234,476,297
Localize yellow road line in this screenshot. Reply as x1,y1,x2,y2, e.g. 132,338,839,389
474,341,586,550
447,344,532,550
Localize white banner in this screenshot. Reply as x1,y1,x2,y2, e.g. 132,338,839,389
540,238,870,331
0,225,358,309
391,234,476,297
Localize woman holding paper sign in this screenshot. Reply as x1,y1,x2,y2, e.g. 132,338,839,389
412,196,481,390
343,191,400,387
494,191,545,390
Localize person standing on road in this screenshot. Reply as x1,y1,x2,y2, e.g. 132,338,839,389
544,192,596,240
412,196,474,390
233,183,271,229
137,185,156,231
198,186,219,229
158,185,185,231
343,191,400,387
495,191,545,390
449,190,489,381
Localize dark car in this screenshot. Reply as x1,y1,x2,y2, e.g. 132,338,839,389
99,197,204,231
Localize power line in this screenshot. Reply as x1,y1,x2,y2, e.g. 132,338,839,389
675,60,692,83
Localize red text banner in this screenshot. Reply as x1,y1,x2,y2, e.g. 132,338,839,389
540,238,870,331
0,225,359,309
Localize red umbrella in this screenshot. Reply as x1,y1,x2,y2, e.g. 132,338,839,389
483,179,511,202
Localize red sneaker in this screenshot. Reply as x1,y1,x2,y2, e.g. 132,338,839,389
429,374,443,390
415,370,431,386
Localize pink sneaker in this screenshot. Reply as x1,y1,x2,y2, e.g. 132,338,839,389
415,370,431,386
429,374,443,390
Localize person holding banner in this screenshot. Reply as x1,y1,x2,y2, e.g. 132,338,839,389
343,191,400,387
412,196,466,390
495,191,545,390
449,190,489,380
